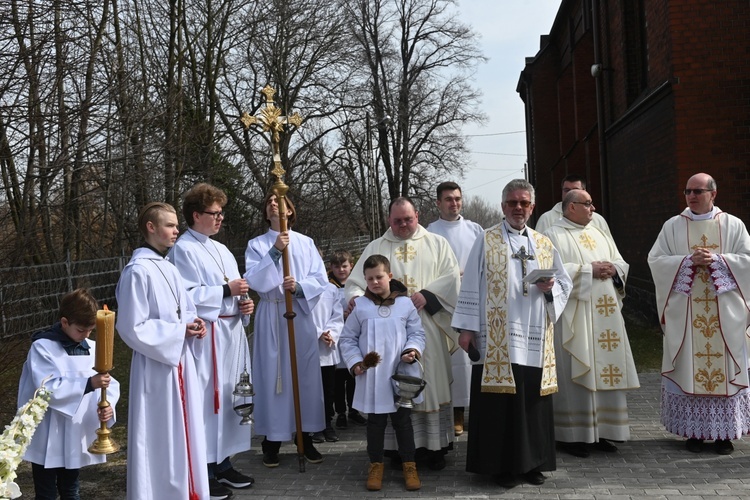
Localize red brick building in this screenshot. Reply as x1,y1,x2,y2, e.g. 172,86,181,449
517,0,750,312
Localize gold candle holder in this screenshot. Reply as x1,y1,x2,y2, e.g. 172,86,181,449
89,306,119,454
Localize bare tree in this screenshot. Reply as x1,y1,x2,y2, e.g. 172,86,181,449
344,0,486,201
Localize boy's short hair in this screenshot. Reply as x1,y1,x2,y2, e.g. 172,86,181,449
138,202,176,238
183,183,227,227
59,288,98,326
362,254,390,273
329,249,354,266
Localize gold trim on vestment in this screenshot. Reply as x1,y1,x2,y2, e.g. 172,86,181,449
480,226,557,395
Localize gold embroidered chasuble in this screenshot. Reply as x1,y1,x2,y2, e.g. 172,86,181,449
648,208,750,397
344,225,461,411
480,225,559,395
545,219,639,392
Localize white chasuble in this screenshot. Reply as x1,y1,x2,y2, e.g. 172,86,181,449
648,208,750,396
545,219,639,392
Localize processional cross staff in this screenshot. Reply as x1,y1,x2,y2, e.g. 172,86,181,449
240,85,307,472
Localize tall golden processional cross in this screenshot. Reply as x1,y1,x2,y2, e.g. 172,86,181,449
240,85,307,471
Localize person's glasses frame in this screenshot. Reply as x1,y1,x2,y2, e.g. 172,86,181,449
683,189,713,196
571,201,594,208
202,210,225,219
504,200,533,208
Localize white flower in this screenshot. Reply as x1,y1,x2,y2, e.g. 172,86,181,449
0,380,52,500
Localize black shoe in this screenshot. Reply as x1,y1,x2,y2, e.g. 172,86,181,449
593,438,618,453
522,470,546,485
304,443,324,464
215,467,254,488
558,441,590,458
428,453,446,471
262,452,280,468
492,473,517,488
686,438,704,453
714,439,734,455
323,427,339,442
310,431,325,443
335,414,348,429
209,478,234,499
349,411,367,425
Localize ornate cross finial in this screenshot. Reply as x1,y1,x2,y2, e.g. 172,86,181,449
240,85,303,186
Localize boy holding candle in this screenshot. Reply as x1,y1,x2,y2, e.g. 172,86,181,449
18,288,120,500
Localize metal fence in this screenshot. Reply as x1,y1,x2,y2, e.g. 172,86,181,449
0,235,372,339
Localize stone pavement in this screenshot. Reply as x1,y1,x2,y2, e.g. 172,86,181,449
228,372,750,499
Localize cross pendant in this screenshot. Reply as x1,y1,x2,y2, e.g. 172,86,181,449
177,305,181,320
224,276,229,283
512,245,535,295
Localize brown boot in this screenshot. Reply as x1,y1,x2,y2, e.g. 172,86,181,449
402,461,421,491
366,462,384,491
454,407,464,436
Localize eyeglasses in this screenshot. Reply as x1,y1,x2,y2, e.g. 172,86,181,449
683,188,712,195
202,210,225,219
572,201,594,208
504,200,532,208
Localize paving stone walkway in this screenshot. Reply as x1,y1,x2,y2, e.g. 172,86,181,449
229,372,750,499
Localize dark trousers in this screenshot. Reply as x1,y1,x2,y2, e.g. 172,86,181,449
321,365,336,426
366,407,415,463
32,462,80,500
333,367,355,415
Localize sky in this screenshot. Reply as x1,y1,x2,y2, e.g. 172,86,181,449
453,0,562,205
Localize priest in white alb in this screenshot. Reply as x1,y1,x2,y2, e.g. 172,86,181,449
426,181,483,437
345,197,460,470
648,172,750,455
452,179,571,487
544,190,639,459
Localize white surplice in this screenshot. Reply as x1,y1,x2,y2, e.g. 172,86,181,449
169,228,252,463
427,216,484,407
313,283,344,367
339,296,426,414
452,221,570,376
345,225,460,451
19,338,120,469
545,217,639,443
648,207,750,439
116,247,209,500
244,229,327,440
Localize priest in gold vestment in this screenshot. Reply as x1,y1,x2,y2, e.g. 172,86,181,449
452,180,571,487
648,173,750,455
544,190,639,459
345,197,460,470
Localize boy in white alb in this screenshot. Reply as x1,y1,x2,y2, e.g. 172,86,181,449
18,288,119,500
338,254,425,492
